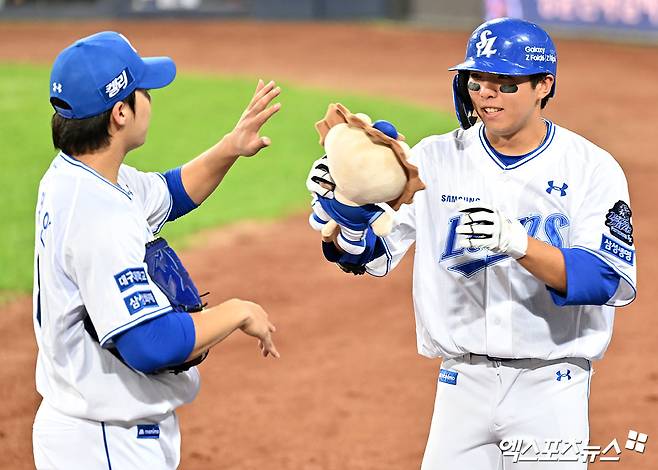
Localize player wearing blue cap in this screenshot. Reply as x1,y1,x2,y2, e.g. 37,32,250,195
33,31,280,469
307,18,636,468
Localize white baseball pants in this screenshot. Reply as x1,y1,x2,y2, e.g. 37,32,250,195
421,354,592,470
33,400,181,469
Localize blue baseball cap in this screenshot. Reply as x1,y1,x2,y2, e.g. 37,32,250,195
50,31,176,119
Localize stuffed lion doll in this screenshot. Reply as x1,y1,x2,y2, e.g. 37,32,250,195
309,103,425,255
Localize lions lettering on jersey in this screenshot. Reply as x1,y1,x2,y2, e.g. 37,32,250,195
440,212,570,278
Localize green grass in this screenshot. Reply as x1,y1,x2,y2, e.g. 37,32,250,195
0,63,456,296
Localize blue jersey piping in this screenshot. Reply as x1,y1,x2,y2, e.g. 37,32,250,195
58,152,133,200
479,120,556,170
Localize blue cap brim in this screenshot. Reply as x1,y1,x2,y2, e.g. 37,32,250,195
139,57,176,89
448,57,546,75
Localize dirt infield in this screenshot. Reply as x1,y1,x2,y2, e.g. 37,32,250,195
1,21,656,469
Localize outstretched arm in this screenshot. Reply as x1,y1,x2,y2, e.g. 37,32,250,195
114,299,278,374
181,80,281,205
187,298,279,360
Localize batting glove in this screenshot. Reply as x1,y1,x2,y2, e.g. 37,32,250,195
306,155,335,199
455,203,528,259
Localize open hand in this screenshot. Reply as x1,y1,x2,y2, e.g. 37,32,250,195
225,79,281,157
238,300,280,358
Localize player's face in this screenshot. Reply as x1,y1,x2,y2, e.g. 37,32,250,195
468,72,550,137
126,89,152,150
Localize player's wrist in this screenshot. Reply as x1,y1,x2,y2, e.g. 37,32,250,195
505,221,529,259
217,133,242,160
220,298,252,326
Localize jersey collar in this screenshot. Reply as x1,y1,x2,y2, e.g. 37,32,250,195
479,120,555,170
58,152,133,200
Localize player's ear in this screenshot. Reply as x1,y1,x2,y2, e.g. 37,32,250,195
536,75,554,100
110,101,128,128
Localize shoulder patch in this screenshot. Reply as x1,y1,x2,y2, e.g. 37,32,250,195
123,290,158,315
114,267,149,292
600,234,635,265
605,201,633,245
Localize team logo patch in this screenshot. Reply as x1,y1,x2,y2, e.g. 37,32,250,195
475,30,497,58
124,290,158,315
439,369,458,385
137,424,160,439
102,68,134,101
601,234,635,265
546,180,568,197
605,201,634,245
556,369,572,381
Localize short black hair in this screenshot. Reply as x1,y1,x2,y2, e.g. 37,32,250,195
529,74,551,109
51,91,136,157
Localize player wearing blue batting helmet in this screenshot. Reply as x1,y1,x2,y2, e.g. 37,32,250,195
449,17,557,129
306,15,636,470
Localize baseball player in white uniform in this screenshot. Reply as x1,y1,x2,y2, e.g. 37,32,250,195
33,31,281,469
307,18,636,469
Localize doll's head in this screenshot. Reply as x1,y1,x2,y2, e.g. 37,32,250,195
315,103,424,209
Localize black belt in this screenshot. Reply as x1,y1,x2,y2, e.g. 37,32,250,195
469,353,525,362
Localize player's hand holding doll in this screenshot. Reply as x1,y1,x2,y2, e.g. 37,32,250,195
306,103,424,259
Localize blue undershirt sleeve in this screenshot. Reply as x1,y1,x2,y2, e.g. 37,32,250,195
162,167,199,222
549,247,621,306
114,311,196,374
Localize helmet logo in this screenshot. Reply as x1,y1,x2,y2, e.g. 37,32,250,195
476,30,498,58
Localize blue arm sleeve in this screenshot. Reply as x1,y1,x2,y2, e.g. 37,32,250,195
322,227,387,268
114,311,196,374
162,167,198,222
549,247,621,306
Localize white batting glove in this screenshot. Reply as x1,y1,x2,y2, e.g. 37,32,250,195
455,203,528,259
306,155,335,199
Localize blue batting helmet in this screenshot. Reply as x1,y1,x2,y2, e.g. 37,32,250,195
449,17,557,129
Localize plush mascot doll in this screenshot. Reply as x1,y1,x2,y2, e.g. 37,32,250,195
308,103,425,255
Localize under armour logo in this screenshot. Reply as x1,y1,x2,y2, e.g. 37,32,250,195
476,30,498,58
546,180,568,197
556,369,571,381
625,430,649,453
52,82,62,93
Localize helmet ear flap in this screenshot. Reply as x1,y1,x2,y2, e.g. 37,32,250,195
452,72,478,130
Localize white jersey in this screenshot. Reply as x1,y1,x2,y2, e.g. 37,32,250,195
368,121,636,361
32,152,200,423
